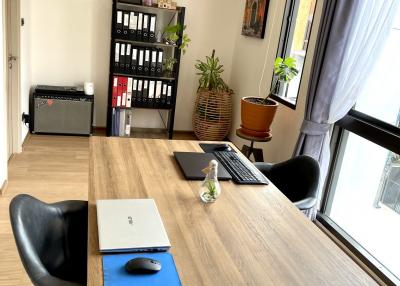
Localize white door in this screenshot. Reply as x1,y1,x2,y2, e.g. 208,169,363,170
5,0,20,159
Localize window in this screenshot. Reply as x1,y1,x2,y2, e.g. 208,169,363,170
320,8,400,285
272,0,317,109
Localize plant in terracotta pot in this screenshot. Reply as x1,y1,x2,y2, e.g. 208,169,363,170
241,57,299,138
192,50,234,141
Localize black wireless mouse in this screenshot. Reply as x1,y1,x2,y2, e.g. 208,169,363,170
125,257,162,274
214,144,232,152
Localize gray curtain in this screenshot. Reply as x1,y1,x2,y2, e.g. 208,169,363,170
294,0,399,219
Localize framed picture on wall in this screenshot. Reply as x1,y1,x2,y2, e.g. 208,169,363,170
242,0,270,39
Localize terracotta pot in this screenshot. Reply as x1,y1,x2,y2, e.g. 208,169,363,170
240,97,278,138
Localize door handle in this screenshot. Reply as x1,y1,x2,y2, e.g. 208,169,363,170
8,55,17,69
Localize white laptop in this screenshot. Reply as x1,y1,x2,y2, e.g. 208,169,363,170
96,199,171,253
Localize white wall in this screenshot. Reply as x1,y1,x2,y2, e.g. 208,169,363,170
28,0,110,128
1,0,8,187
229,0,323,163
173,0,241,130
26,0,240,130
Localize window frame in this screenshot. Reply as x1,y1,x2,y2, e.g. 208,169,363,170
319,109,400,285
271,0,317,110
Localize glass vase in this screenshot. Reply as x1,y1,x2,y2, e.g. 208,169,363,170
199,160,221,203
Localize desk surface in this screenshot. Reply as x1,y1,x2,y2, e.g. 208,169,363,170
88,137,376,285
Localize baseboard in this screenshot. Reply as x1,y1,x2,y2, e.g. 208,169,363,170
0,180,8,196
173,130,196,135
22,132,31,149
8,153,15,163
132,127,170,134
93,127,107,136
7,133,30,163
93,126,106,132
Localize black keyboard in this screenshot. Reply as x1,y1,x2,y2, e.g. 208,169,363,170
213,151,269,185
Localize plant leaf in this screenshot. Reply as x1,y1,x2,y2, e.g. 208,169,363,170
194,51,232,93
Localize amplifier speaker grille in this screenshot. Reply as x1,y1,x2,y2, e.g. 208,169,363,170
33,98,92,135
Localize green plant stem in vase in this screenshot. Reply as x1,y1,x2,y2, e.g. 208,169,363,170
200,181,217,202
199,160,221,203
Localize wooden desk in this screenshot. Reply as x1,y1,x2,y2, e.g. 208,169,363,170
88,137,376,285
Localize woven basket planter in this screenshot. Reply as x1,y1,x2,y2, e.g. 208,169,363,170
192,88,233,141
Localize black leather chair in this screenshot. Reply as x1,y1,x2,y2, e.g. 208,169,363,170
254,155,320,215
9,194,88,286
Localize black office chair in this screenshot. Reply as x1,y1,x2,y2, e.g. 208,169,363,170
9,194,88,286
254,155,320,217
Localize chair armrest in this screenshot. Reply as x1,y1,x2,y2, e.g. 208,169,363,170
253,162,274,174
294,197,317,210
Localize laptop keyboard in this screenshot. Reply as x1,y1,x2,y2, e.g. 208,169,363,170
213,151,269,185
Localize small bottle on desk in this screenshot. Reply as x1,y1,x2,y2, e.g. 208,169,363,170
199,160,221,203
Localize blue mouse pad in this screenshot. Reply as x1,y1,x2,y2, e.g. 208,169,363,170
103,252,181,286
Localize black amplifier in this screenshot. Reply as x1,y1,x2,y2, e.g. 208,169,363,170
30,85,94,135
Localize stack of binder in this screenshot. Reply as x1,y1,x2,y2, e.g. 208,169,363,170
111,108,133,137
114,43,164,77
115,10,157,43
112,76,173,109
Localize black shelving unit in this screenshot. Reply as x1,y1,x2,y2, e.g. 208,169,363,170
107,0,185,139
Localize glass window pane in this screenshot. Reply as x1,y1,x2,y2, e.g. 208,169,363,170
274,0,317,106
327,131,400,279
286,0,316,104
355,8,400,127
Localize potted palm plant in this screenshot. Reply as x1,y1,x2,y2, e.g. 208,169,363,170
193,50,234,141
241,57,299,137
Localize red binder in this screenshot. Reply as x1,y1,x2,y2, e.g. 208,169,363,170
120,77,128,107
117,77,123,107
112,76,118,107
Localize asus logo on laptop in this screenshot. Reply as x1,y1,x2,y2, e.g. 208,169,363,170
128,216,133,226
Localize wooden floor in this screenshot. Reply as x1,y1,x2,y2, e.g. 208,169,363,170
0,132,196,285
